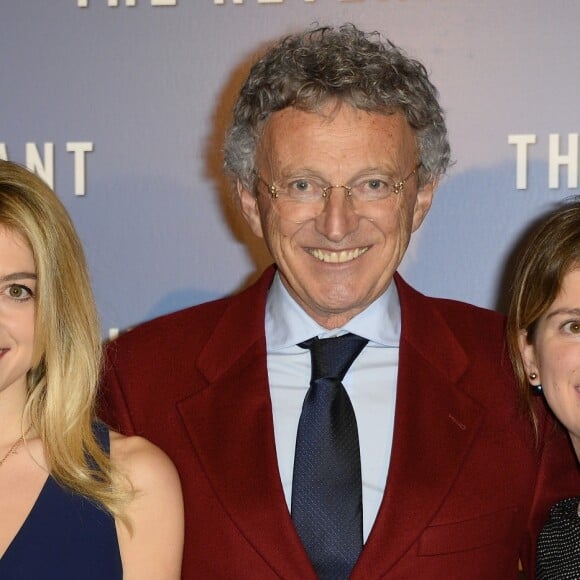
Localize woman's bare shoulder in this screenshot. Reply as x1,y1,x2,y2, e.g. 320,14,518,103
108,431,179,491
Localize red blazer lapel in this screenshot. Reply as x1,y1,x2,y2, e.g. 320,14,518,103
353,276,486,577
177,267,315,579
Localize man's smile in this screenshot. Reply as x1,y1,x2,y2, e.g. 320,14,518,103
308,246,370,264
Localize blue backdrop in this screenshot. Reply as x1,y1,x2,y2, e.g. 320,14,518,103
2,0,579,337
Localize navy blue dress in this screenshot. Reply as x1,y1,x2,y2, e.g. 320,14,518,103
0,423,123,579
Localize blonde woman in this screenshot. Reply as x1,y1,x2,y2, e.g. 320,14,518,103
0,161,183,579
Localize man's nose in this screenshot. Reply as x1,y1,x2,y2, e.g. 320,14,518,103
315,186,360,241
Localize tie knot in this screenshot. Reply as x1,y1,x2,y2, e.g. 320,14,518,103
299,333,369,382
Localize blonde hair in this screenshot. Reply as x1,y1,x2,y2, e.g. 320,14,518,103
507,199,580,434
0,160,130,520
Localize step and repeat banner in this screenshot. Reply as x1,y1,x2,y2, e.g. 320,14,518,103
2,0,579,337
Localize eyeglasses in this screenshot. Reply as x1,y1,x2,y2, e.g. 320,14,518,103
255,164,420,223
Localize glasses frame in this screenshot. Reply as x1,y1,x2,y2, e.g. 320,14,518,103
256,164,421,203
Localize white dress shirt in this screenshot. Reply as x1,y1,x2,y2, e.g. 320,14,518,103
265,273,400,542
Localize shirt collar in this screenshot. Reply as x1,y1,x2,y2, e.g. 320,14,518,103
265,272,401,350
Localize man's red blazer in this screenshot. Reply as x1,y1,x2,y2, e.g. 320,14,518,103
101,267,579,579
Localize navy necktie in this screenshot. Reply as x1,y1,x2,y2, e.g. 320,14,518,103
292,333,369,580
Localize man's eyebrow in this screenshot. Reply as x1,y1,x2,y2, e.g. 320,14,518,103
546,307,580,319
0,272,37,283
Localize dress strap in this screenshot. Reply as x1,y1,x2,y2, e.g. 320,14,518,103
91,421,111,456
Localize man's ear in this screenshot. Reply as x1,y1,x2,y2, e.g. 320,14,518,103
411,179,436,232
238,180,264,239
518,329,540,380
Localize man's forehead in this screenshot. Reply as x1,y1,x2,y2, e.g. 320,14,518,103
264,103,403,128
256,106,416,170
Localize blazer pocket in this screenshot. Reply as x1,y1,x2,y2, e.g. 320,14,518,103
417,506,518,556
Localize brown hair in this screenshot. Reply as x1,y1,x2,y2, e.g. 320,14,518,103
507,199,580,432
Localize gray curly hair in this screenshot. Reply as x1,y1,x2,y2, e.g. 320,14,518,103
224,24,450,191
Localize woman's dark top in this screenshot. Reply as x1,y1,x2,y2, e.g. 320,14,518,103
0,423,122,579
537,496,580,579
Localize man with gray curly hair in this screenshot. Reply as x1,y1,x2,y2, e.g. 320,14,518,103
103,24,577,579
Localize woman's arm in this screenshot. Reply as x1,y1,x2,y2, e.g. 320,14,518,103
111,432,184,580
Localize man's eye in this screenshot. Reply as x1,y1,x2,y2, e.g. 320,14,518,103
356,179,390,196
367,179,386,190
290,180,312,192
284,180,322,200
